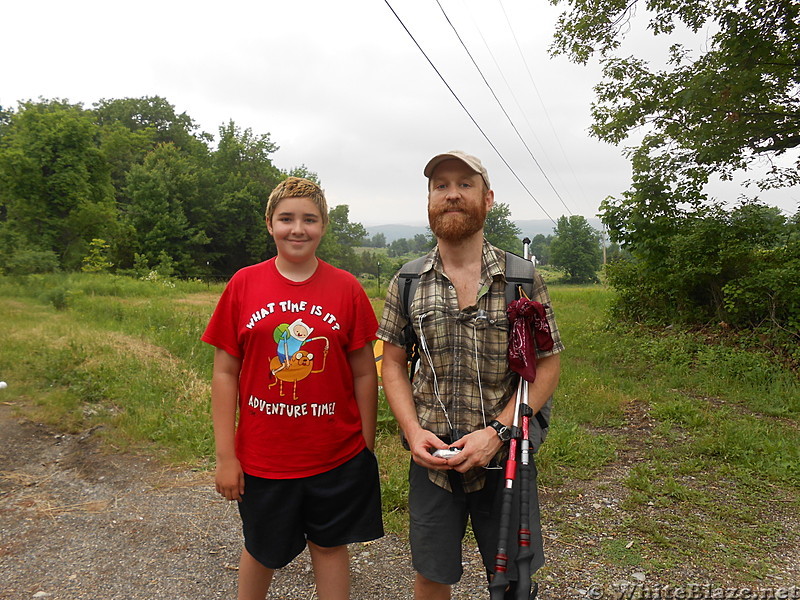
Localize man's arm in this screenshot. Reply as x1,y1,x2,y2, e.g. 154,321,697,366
380,341,450,468
526,353,560,413
349,344,379,452
211,348,244,501
449,352,561,473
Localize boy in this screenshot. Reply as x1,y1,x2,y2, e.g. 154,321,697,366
202,177,383,600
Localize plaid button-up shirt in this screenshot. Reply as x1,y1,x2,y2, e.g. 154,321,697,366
378,240,564,492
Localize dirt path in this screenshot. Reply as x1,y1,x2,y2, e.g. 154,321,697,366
1,402,798,600
0,404,487,600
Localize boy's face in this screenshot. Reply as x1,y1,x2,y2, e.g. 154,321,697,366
267,197,325,264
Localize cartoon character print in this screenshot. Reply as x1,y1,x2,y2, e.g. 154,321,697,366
270,319,329,400
268,350,326,400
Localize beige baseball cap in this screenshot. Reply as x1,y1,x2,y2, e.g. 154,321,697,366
424,150,491,190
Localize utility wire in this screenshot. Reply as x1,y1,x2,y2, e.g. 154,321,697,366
382,0,556,224
461,0,576,211
434,0,573,216
460,3,556,184
497,0,588,209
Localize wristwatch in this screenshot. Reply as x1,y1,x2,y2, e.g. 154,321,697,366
487,420,512,443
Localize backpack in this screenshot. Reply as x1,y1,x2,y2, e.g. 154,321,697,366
396,251,552,439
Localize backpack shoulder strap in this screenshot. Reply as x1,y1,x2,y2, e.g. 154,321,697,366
398,255,427,321
504,251,535,304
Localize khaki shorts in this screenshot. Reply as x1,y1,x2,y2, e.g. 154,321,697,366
408,458,544,585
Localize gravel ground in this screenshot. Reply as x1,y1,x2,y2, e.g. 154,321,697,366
0,407,487,600
1,402,798,600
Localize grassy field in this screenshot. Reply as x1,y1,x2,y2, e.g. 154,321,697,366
0,273,797,576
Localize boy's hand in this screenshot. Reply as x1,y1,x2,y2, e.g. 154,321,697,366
215,457,245,502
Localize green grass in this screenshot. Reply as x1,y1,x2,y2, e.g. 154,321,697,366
1,273,797,578
541,284,799,577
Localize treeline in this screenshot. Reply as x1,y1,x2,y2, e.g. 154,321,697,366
602,197,800,362
0,97,371,278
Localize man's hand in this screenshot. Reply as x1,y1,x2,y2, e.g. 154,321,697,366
406,427,453,470
446,427,503,473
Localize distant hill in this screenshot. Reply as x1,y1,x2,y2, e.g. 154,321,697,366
366,218,602,243
365,224,429,243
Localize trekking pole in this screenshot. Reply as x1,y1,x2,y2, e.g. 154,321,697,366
488,381,523,600
514,237,535,600
514,379,534,600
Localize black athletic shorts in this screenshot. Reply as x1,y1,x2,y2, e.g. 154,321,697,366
238,447,384,569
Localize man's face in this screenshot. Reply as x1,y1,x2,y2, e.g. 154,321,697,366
427,159,493,242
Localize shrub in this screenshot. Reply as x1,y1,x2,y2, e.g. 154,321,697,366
4,249,60,275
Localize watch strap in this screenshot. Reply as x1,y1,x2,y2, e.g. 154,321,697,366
487,419,511,442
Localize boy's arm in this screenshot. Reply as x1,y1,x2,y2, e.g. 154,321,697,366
380,341,450,468
349,343,379,452
211,348,244,501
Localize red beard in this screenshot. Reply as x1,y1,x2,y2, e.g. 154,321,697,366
428,202,487,242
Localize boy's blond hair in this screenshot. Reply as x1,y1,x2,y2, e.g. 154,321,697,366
265,177,329,228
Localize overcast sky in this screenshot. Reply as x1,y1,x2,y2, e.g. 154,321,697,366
3,0,797,226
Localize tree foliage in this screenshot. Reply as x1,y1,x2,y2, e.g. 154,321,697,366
0,97,372,278
550,0,800,200
0,100,117,270
550,215,602,283
528,233,554,265
604,200,799,358
317,205,368,274
484,202,523,254
551,0,800,357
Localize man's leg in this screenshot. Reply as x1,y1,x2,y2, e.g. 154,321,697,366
308,542,350,600
415,572,452,600
408,462,468,594
237,547,274,600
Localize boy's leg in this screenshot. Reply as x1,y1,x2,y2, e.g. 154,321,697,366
237,547,274,600
414,572,452,600
307,541,350,600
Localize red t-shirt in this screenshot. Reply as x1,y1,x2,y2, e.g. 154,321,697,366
202,258,378,479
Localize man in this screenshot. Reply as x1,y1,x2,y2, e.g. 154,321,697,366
378,151,563,600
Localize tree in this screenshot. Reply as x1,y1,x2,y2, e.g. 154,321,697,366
208,121,283,275
82,238,113,273
550,215,602,283
124,143,211,276
285,164,320,183
0,100,118,271
387,237,411,258
550,0,800,205
528,233,553,265
484,202,523,253
94,96,210,156
316,205,368,274
411,233,434,253
604,200,795,325
366,232,387,248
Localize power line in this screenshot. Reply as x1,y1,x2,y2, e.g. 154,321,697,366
382,0,556,224
434,0,573,216
497,0,588,210
461,0,578,212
